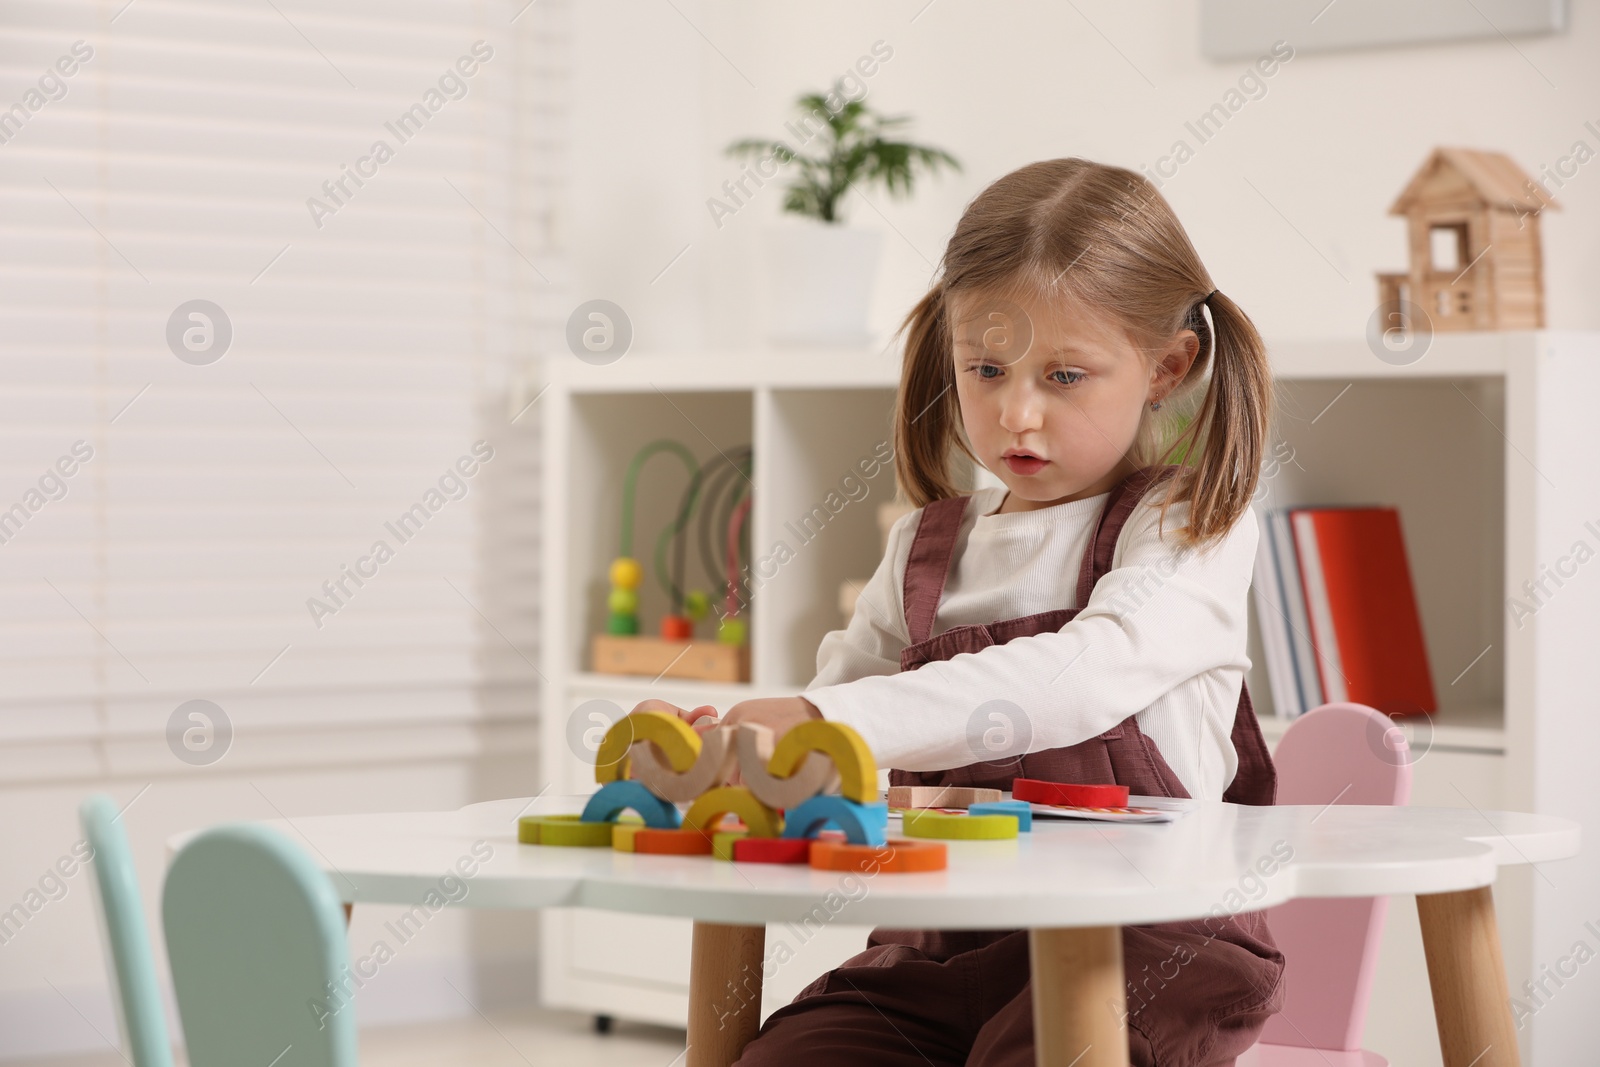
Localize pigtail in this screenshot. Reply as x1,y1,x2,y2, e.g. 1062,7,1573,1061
1156,290,1273,551
893,286,971,508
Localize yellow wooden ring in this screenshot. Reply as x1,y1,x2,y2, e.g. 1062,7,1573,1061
901,810,1018,841
682,786,783,839
595,710,701,783
518,813,581,843
531,817,615,847
767,720,878,803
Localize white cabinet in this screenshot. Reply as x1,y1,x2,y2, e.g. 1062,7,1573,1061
536,333,1600,1062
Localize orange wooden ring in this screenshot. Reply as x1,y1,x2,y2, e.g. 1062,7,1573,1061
633,828,714,855
809,838,946,874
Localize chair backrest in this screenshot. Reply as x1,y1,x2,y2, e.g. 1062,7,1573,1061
162,823,358,1067
80,794,175,1067
1258,702,1412,1051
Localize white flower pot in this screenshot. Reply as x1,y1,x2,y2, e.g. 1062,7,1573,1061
761,223,883,346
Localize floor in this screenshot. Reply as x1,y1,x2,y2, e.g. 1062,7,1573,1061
26,1009,689,1067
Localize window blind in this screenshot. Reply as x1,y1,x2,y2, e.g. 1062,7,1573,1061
0,0,562,781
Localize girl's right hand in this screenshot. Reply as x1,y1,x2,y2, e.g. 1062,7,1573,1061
626,699,737,783
627,698,721,735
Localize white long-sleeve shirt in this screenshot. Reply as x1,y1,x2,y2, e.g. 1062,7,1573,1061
802,481,1260,801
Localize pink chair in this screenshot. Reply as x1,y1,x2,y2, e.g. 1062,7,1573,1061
1237,702,1413,1067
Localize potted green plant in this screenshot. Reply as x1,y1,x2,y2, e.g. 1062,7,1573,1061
725,79,960,346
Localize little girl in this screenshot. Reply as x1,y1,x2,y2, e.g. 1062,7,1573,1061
653,157,1282,1066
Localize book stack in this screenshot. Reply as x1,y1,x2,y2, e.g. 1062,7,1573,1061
1253,505,1437,719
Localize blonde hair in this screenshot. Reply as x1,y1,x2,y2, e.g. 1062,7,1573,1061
892,157,1272,551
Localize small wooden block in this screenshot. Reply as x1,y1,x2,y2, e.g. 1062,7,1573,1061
902,810,1018,841
736,723,840,810
969,800,1032,831
886,786,1002,810
732,837,812,865
595,711,701,784
809,838,947,874
591,633,750,683
780,795,888,846
683,786,783,839
535,819,616,847
712,829,748,861
634,828,715,855
630,726,738,804
1012,779,1129,808
768,720,878,804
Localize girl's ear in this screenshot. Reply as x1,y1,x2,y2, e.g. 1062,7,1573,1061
1151,328,1201,399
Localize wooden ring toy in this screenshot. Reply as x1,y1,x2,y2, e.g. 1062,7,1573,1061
682,786,782,839
735,723,840,810
809,838,946,874
595,710,701,784
780,795,888,846
768,720,877,803
969,799,1033,831
581,779,682,829
901,809,1017,841
731,837,812,865
1011,779,1129,808
630,726,738,804
529,818,614,848
633,828,714,855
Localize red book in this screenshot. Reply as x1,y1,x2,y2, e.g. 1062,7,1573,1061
1289,507,1437,717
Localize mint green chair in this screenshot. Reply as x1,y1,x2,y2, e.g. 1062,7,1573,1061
162,823,358,1066
80,794,175,1067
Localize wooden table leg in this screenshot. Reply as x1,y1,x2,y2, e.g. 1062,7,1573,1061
1030,926,1129,1067
687,921,765,1067
1417,886,1521,1067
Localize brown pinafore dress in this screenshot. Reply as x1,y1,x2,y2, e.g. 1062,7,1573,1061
738,465,1284,1067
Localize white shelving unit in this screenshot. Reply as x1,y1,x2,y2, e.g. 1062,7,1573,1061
537,332,1600,1064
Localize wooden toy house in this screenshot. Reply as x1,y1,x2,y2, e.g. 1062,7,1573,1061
1376,147,1559,331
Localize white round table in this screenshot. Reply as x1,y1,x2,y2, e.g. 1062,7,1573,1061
178,795,1579,1067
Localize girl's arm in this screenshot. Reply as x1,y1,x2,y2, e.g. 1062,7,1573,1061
801,498,1260,773
805,508,918,690
699,509,920,739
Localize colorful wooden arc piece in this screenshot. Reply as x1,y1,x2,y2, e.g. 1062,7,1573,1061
735,723,840,810
767,720,877,803
682,786,783,839
594,710,701,784
629,725,738,804
581,779,682,829
780,794,888,846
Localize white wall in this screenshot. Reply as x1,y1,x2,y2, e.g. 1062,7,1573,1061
570,1,1598,350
